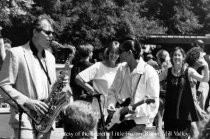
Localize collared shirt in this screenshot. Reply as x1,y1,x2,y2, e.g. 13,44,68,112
29,41,49,100
108,58,160,125
32,56,49,100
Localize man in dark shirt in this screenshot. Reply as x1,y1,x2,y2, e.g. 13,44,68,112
70,44,94,102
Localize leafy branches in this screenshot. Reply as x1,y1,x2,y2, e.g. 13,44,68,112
0,0,209,48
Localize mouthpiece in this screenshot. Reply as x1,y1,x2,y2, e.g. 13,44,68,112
50,41,66,49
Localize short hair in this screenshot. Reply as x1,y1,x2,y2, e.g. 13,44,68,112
170,47,186,66
104,41,120,60
63,100,98,139
186,47,202,67
78,44,94,58
156,49,170,64
32,14,54,32
120,39,141,59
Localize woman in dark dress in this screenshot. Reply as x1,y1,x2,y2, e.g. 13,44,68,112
159,47,209,139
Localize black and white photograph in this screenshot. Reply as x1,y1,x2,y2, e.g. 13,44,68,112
0,0,210,139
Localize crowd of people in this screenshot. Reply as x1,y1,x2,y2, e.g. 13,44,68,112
0,14,210,139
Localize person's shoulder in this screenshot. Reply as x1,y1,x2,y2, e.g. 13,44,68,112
147,59,159,69
9,47,22,52
85,61,101,69
9,43,27,55
145,63,159,77
145,63,156,71
94,61,103,67
74,61,93,69
87,61,93,66
116,62,128,70
187,67,196,75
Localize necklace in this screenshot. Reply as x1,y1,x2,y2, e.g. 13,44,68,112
172,67,181,77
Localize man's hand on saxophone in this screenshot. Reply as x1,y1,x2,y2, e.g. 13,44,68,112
24,99,49,115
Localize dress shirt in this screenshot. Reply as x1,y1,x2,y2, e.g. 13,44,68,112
108,58,160,125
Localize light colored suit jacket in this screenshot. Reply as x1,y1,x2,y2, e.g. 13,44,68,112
0,42,56,129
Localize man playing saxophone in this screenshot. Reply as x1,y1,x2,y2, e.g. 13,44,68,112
0,14,59,139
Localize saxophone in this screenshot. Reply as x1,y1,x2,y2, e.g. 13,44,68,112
31,46,76,133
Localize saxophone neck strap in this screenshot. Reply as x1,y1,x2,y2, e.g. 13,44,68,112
29,40,51,85
36,56,52,85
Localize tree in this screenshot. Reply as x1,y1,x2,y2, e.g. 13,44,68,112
1,0,209,48
52,0,166,49
0,0,35,45
142,0,206,34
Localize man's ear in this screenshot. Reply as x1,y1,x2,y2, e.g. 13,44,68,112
33,29,38,36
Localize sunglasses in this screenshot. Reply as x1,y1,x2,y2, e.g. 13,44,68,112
41,29,54,36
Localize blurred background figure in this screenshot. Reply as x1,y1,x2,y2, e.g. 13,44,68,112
156,49,172,71
185,47,209,138
145,53,159,70
62,100,98,139
0,27,12,69
193,40,210,112
70,44,94,102
154,49,172,138
3,38,12,51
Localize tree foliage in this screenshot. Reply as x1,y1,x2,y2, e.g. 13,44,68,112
142,0,210,34
0,0,209,48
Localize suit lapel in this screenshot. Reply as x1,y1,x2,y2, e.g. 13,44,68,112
23,43,39,98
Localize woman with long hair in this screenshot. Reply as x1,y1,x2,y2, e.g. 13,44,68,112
159,47,209,139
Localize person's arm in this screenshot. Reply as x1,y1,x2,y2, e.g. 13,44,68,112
0,49,28,106
0,27,6,64
189,59,209,82
0,49,48,115
75,74,95,95
75,63,98,95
